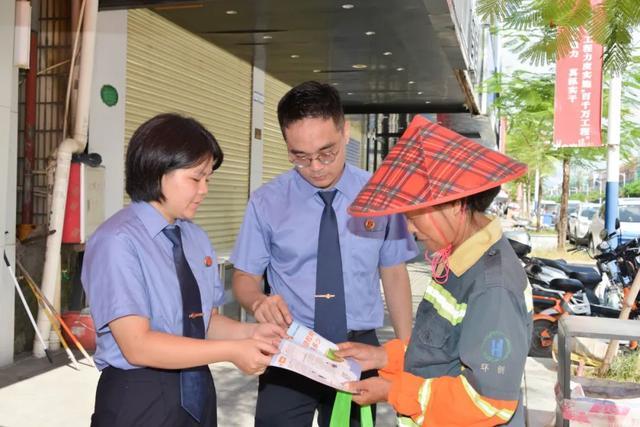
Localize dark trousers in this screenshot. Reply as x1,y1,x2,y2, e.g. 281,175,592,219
91,366,217,427
255,329,379,427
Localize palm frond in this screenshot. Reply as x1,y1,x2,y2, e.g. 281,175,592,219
502,9,545,31
556,0,592,28
488,0,639,72
537,0,591,27
555,26,582,60
588,3,609,43
619,0,640,26
476,0,524,21
516,31,559,66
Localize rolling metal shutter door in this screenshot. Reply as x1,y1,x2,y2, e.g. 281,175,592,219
126,9,252,254
346,138,361,167
347,116,364,168
262,75,291,184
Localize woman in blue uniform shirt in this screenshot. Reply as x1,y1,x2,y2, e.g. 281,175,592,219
82,113,284,426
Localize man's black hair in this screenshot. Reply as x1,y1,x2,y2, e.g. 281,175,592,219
277,81,345,137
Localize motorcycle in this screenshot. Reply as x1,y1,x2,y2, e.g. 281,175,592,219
507,236,624,357
592,229,640,350
593,230,640,298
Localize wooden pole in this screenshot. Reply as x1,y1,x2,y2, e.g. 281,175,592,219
599,268,640,375
18,261,95,368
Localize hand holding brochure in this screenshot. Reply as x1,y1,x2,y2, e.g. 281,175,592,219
269,321,361,391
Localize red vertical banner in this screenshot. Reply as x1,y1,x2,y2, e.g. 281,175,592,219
553,25,604,147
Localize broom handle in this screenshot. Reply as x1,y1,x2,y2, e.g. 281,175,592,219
17,260,95,368
3,253,53,363
23,271,79,369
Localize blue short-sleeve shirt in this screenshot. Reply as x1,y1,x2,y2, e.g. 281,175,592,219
82,202,225,370
230,164,419,331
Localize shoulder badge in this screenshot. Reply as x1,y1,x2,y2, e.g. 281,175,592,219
364,218,376,231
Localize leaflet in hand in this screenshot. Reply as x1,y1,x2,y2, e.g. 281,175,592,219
269,321,361,391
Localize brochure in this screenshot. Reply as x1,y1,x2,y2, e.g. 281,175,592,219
269,321,362,391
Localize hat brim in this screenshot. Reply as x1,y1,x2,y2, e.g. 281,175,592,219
348,115,527,218
348,177,520,217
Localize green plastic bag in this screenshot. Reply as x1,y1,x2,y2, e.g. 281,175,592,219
329,390,373,427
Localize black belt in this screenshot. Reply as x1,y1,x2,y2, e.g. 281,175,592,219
101,365,213,382
347,329,376,340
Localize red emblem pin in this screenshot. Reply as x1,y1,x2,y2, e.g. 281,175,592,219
364,219,375,231
204,256,213,267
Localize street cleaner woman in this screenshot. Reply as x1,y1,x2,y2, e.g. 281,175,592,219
336,115,533,426
82,113,285,427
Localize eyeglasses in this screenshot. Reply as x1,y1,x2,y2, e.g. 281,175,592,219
289,149,339,169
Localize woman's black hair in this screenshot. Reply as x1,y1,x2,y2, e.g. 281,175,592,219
125,113,223,202
463,185,501,213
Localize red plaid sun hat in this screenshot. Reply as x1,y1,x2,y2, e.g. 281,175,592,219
349,115,527,217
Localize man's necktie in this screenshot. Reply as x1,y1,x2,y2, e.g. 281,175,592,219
314,190,348,343
163,225,209,422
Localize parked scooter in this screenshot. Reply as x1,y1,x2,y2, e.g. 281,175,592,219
507,236,623,357
594,230,640,296
592,229,640,348
527,276,587,357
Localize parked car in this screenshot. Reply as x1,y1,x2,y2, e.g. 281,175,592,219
568,202,600,244
567,200,581,217
589,198,640,251
537,200,559,227
565,199,581,236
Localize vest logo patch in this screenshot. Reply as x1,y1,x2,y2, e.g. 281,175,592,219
482,330,511,363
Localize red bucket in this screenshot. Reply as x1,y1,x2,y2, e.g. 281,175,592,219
61,310,96,352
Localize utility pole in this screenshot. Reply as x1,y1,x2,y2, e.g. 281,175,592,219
605,74,622,240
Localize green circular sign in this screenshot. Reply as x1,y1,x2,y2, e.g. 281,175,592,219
100,84,118,107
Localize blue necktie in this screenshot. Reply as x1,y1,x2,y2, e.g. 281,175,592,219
314,190,348,343
163,225,209,422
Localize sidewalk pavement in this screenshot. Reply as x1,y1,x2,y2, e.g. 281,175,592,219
524,357,558,427
0,261,559,426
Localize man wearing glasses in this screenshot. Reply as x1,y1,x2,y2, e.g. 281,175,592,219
231,81,418,426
